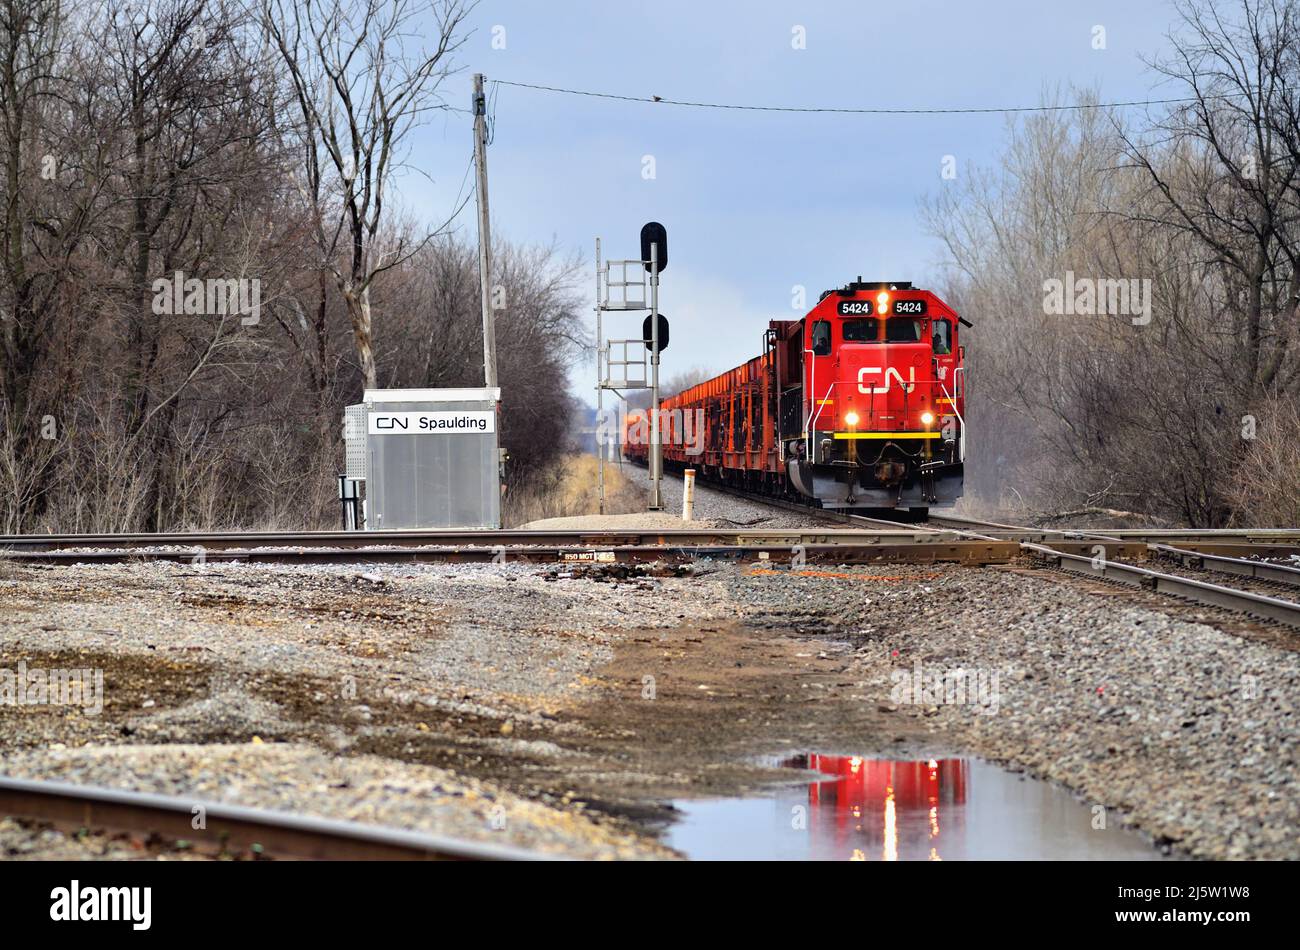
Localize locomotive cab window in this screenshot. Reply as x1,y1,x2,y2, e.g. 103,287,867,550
932,318,953,354
810,320,832,356
885,318,923,343
842,318,878,343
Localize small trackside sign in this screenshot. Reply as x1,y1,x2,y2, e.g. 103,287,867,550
368,411,495,435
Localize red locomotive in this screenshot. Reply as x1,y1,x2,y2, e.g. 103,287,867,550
623,279,967,515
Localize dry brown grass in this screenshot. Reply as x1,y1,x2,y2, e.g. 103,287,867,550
1227,399,1300,527
502,454,643,527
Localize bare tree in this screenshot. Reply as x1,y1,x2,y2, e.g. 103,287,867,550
0,0,584,534
379,231,587,482
1122,0,1300,403
922,2,1300,527
263,0,473,390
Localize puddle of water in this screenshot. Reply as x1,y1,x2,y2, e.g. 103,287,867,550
666,754,1172,861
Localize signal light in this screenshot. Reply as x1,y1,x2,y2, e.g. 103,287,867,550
640,221,668,273
642,313,670,351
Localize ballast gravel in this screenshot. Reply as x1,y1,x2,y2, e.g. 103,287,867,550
2,533,1297,860
0,556,730,859
600,463,832,529
0,742,663,860
716,562,1300,859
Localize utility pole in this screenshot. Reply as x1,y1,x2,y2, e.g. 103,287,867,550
472,73,498,389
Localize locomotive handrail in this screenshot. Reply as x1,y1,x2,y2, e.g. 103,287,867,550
939,377,966,462
804,347,817,460
807,380,839,459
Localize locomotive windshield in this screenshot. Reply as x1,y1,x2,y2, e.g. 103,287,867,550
842,318,877,342
840,317,926,343
885,318,923,342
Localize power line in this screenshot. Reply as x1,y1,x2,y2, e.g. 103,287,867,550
431,151,476,235
492,79,1230,116
486,79,500,145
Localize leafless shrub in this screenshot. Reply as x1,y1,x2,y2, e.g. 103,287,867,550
1226,398,1300,526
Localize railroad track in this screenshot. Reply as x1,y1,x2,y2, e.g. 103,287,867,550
2,526,879,552
0,525,1020,566
4,493,1299,625
605,447,1300,627
602,480,1300,628
0,776,553,861
698,478,1300,555
870,510,1300,630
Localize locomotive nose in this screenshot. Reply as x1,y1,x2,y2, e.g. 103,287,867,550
837,342,933,429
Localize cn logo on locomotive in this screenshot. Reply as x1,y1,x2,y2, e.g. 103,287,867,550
856,366,916,395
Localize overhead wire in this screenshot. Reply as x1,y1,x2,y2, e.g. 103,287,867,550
490,79,1232,116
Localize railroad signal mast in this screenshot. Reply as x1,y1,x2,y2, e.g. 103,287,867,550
594,222,669,512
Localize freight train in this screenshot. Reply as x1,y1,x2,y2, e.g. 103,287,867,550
622,279,967,515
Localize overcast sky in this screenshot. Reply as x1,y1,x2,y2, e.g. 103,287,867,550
403,1,1183,405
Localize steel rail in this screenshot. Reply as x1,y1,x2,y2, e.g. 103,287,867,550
915,514,1300,627
930,514,1300,589
1021,542,1300,628
0,539,1020,567
0,775,554,861
3,506,1296,552
851,510,1300,627
1149,543,1300,589
926,512,1300,544
1,526,933,552
3,495,1294,577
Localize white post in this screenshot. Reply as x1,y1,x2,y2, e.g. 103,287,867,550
682,469,695,521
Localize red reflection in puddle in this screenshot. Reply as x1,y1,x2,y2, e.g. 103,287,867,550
785,753,968,861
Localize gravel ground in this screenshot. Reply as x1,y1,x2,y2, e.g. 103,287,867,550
0,558,706,859
0,743,661,860
713,562,1299,858
3,514,1298,860
523,511,710,531
611,461,834,528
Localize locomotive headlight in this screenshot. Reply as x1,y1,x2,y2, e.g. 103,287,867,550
920,411,935,426
877,291,890,313
844,410,860,427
